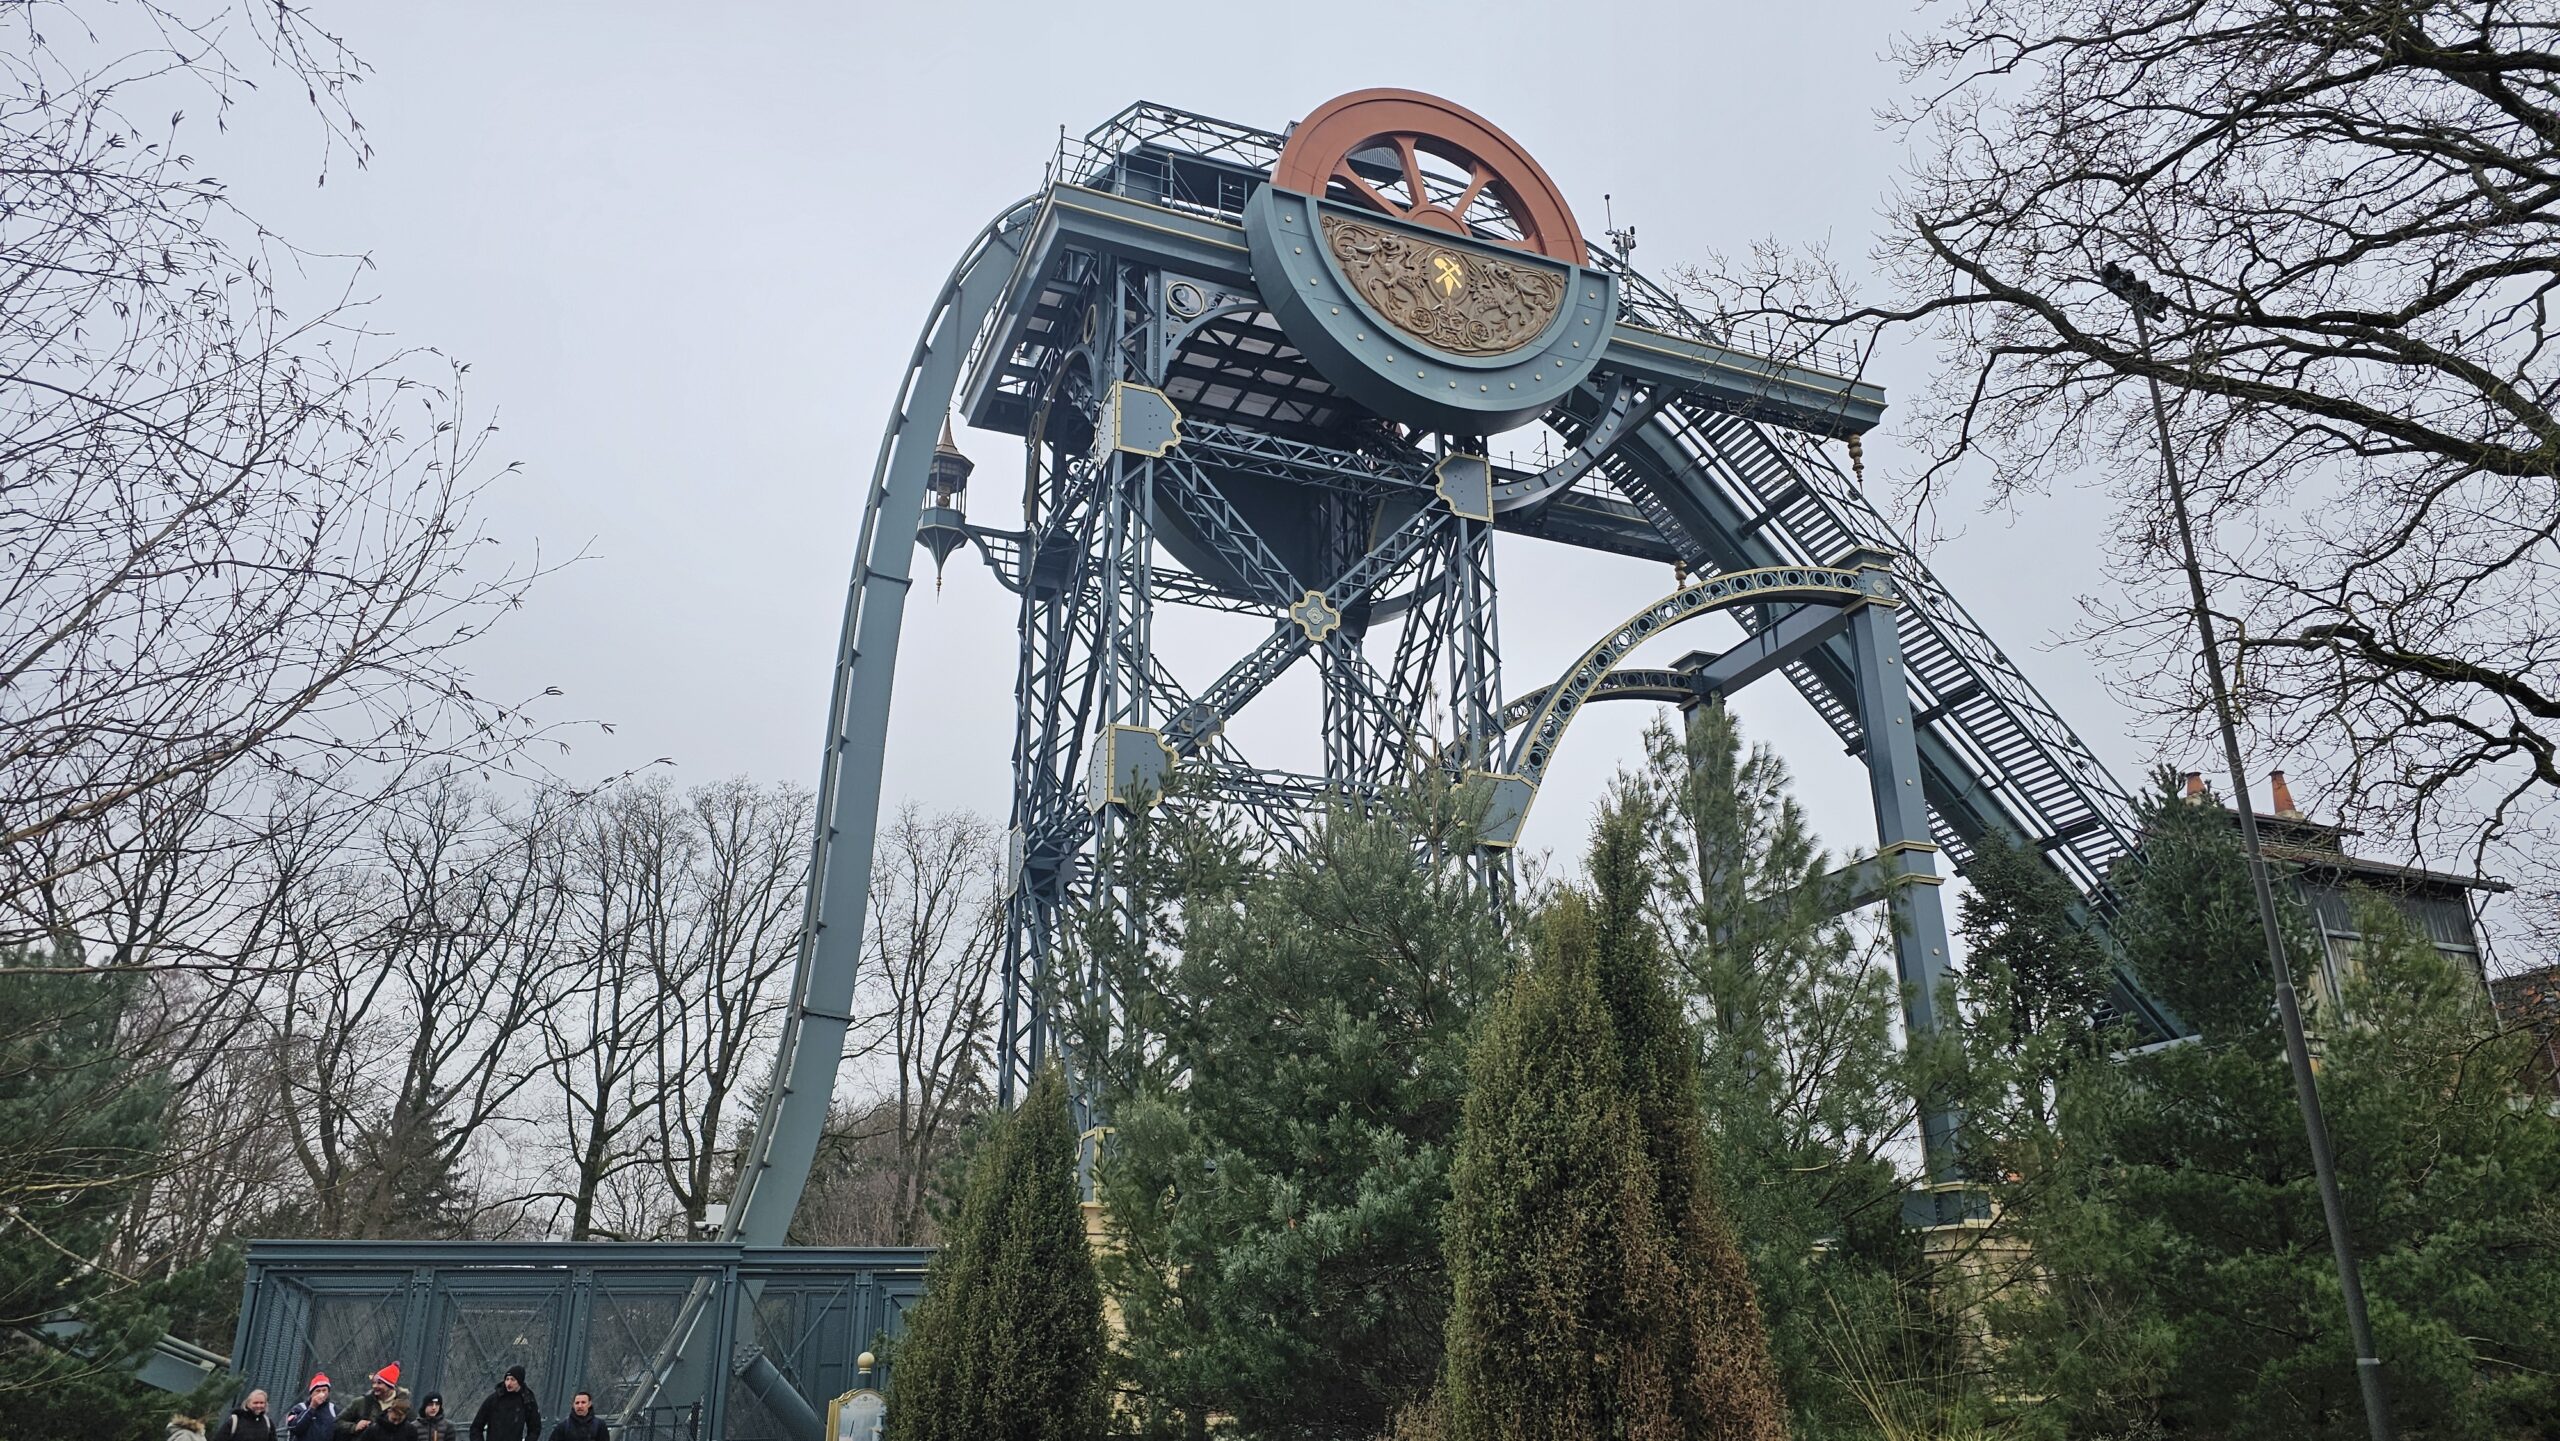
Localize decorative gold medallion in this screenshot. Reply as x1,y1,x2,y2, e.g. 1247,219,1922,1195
1289,589,1343,643
1321,214,1566,356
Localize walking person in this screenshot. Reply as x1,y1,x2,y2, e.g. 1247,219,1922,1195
416,1393,454,1441
542,1391,608,1441
343,1364,411,1434
468,1365,541,1441
167,1414,208,1441
283,1376,337,1441
212,1389,277,1441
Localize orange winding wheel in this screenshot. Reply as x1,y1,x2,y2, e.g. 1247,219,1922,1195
1271,89,1586,264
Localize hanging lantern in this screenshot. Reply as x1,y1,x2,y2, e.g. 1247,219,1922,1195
916,415,974,590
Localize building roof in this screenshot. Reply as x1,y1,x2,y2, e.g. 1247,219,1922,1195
2493,963,2560,1017
2178,770,2508,895
2254,831,2511,895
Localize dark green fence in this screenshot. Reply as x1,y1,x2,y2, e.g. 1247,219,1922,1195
230,1241,930,1440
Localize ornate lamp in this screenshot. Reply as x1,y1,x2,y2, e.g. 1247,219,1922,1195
916,416,973,590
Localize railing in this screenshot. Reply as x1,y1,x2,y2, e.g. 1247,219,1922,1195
229,1241,930,1441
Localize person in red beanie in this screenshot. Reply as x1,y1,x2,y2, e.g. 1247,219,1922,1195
282,1377,336,1441
341,1365,410,1435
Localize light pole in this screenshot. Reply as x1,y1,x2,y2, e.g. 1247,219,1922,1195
2100,260,2394,1441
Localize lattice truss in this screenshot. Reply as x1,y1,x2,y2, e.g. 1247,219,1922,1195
963,280,1508,1103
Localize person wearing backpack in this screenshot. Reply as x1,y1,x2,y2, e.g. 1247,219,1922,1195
282,1377,337,1441
211,1390,276,1441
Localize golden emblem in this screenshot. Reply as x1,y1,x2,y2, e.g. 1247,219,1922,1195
1321,214,1566,357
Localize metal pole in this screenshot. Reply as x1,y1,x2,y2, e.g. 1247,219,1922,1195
2103,262,2393,1441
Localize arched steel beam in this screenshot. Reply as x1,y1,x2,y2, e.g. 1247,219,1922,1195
1469,554,1968,1185
1490,373,1663,514
1500,667,1701,718
723,196,1039,1248
1471,563,1891,850
1487,601,1866,737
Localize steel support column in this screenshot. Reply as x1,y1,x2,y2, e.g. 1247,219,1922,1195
1843,550,1962,1183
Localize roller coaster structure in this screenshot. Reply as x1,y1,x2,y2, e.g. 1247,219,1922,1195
722,88,2178,1259
229,90,2182,1441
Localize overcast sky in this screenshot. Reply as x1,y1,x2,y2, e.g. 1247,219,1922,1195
210,0,2157,884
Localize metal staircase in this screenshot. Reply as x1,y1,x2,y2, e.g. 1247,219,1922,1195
1598,383,2180,1033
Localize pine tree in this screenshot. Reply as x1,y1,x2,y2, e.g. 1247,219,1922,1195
1970,773,2560,1438
885,1064,1105,1441
1628,708,1921,1440
1950,830,2119,1154
1443,801,1787,1441
1956,832,2112,1058
1095,796,1506,1439
0,944,232,1439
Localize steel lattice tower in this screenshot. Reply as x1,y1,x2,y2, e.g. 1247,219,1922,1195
724,88,2183,1254
221,91,2210,1441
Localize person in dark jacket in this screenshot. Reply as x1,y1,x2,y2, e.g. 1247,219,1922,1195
342,1365,410,1435
369,1400,424,1441
283,1377,337,1441
542,1391,606,1441
212,1390,276,1441
416,1393,454,1441
468,1367,541,1441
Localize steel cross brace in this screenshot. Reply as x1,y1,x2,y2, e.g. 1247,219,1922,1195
1154,452,1305,607
1164,507,1456,757
962,522,1276,616
1153,453,1407,720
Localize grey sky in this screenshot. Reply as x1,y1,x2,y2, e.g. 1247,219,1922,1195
216,0,2151,876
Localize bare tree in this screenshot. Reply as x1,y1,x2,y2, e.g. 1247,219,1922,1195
0,0,549,964
1688,0,2560,911
110,777,802,1252
256,811,393,1236
539,788,676,1240
203,781,573,1240
341,782,576,1236
794,1096,956,1248
646,778,807,1236
116,1012,289,1276
828,804,1002,1245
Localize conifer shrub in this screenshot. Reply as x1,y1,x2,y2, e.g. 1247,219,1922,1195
1443,808,1788,1441
885,1064,1105,1441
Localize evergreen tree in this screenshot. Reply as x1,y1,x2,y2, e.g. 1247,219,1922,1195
1957,832,2113,1060
0,944,231,1439
1442,888,1676,1438
2320,901,2560,1436
1443,800,1787,1441
1096,795,1506,1439
1950,830,2119,1158
885,1064,1106,1441
1057,791,1257,1112
1970,773,2560,1438
1628,709,1923,1440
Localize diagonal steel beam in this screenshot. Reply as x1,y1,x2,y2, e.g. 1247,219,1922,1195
1165,508,1454,756
1154,452,1304,608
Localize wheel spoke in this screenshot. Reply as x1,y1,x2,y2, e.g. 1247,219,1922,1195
1450,162,1495,223
1332,161,1404,218
1394,135,1426,210
1280,96,1576,260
